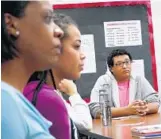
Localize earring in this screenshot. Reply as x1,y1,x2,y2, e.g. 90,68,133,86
15,30,20,36
54,28,60,32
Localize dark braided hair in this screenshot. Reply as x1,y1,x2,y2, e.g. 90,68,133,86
31,70,48,106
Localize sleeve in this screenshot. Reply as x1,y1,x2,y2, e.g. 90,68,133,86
2,90,56,139
89,75,107,118
2,91,27,139
65,93,93,131
35,91,70,139
159,94,161,112
140,76,159,103
88,102,101,119
90,75,107,103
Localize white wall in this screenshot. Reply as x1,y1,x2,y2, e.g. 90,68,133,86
53,0,161,94
151,0,161,94
53,0,129,4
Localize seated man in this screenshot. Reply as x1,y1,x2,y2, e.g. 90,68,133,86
89,49,160,118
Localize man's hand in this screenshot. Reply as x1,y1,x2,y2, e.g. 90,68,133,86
126,101,141,115
126,100,148,116
135,100,149,116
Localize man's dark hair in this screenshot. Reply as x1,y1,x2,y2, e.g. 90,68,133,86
1,1,30,63
107,49,132,68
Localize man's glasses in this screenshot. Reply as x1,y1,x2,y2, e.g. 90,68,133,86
114,60,132,67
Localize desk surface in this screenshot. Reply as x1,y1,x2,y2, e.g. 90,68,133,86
80,113,161,139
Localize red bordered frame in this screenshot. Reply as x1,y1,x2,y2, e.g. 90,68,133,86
53,0,158,91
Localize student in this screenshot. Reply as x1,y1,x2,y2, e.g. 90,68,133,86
23,13,92,139
1,1,64,139
90,49,159,119
53,13,92,131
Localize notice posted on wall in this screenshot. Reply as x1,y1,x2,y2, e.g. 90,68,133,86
81,34,96,74
104,20,142,47
131,59,145,77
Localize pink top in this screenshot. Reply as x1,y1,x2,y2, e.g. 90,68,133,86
23,81,71,139
118,80,130,107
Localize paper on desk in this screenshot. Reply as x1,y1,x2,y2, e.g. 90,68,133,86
112,115,140,120
113,115,144,127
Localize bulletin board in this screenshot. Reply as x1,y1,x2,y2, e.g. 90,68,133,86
54,0,158,99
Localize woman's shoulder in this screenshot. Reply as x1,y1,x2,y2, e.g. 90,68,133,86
23,81,65,108
24,81,55,96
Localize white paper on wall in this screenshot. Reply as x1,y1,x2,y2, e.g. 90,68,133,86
104,20,142,47
131,59,145,77
81,34,96,74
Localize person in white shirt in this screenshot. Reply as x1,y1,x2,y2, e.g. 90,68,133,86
58,79,93,131
51,13,92,131
51,14,92,131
